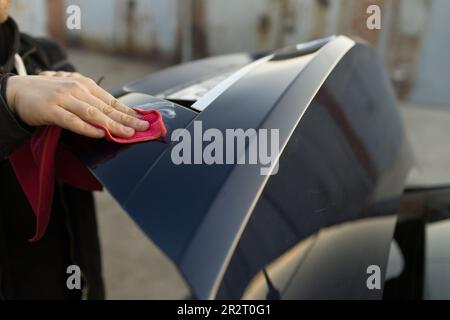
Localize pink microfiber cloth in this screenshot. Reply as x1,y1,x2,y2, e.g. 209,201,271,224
9,108,167,242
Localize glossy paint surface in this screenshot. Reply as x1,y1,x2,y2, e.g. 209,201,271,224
218,43,412,299
67,94,197,204
69,36,412,299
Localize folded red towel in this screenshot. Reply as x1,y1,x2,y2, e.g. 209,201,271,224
9,108,167,242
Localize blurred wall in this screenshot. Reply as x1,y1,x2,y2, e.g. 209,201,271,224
9,0,47,37
9,0,450,106
411,0,450,106
63,0,179,59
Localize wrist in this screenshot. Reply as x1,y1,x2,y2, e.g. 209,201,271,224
4,75,19,113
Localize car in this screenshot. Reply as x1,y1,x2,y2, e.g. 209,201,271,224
66,35,446,300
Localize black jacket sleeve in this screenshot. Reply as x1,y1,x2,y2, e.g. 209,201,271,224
0,36,76,159
20,34,76,73
0,74,33,159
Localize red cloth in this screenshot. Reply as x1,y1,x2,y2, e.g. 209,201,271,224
9,108,166,242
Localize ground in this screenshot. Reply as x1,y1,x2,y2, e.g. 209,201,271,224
400,103,450,187
67,48,450,299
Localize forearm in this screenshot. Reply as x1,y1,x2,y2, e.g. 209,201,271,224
0,73,33,159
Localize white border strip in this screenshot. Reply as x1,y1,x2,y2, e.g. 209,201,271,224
190,54,274,112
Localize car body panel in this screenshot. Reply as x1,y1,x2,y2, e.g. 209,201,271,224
216,39,412,299
68,35,413,299
123,53,254,97
67,95,198,204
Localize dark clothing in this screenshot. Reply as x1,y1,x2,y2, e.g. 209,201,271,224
0,17,104,299
0,16,18,74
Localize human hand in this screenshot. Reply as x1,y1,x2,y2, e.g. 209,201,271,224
5,73,149,139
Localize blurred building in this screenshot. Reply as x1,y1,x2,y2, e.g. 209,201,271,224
9,0,450,106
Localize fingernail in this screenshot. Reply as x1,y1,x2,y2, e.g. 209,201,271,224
123,126,135,135
135,119,149,129
97,129,105,137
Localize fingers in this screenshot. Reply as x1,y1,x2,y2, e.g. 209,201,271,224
81,94,149,131
68,83,149,131
40,72,137,116
37,73,146,138
50,107,105,139
57,74,138,116
110,97,138,117
39,71,58,77
62,97,137,138
39,71,55,76
78,77,138,116
40,71,83,78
